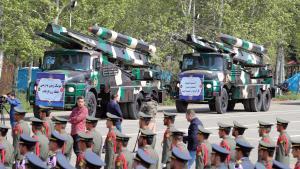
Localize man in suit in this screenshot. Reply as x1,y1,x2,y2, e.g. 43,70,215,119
107,94,123,132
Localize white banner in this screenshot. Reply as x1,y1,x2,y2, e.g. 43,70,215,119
180,76,203,96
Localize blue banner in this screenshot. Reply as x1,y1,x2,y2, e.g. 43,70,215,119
179,74,204,101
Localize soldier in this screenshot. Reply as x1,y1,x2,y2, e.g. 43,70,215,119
84,151,106,169
48,131,67,168
52,116,74,160
196,125,212,169
138,128,159,169
258,120,274,162
140,94,158,117
31,117,49,162
133,148,157,169
272,160,290,169
38,106,54,138
170,146,191,169
218,122,236,166
211,144,231,169
86,116,103,157
258,140,277,169
104,112,120,169
25,153,48,169
291,139,300,169
232,121,248,142
0,124,14,168
12,106,31,159
139,111,156,149
115,132,133,169
234,139,255,169
76,132,94,168
16,134,37,169
275,118,291,166
56,152,76,169
161,112,176,168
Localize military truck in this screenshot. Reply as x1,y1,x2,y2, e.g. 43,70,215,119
28,23,171,119
175,34,275,114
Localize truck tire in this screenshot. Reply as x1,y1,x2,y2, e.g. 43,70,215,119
215,88,228,114
208,101,216,111
119,103,129,119
128,93,144,119
261,89,271,111
249,90,263,112
175,100,188,113
86,91,97,117
33,105,40,118
243,100,251,112
227,101,236,111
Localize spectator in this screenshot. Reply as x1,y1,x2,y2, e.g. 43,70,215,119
69,96,88,156
4,92,21,128
107,94,123,132
184,109,203,169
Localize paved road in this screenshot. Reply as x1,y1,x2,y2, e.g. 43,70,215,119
2,100,300,168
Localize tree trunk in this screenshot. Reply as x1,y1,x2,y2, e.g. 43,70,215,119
275,43,285,95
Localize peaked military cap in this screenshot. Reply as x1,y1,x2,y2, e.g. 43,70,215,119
272,160,290,169
19,133,37,145
217,122,233,129
56,152,76,169
50,131,66,142
0,163,5,169
14,106,26,114
236,139,254,151
0,123,10,129
233,120,248,129
38,105,52,114
135,148,156,165
116,132,131,142
258,120,273,128
52,116,68,124
171,146,191,161
30,117,44,126
170,128,185,136
276,117,290,125
258,140,275,150
86,116,99,123
77,132,93,142
139,111,152,119
254,162,265,169
140,128,156,138
106,112,121,121
197,125,212,135
135,165,147,169
26,153,48,169
212,144,229,155
163,112,177,118
291,139,300,148
84,150,106,167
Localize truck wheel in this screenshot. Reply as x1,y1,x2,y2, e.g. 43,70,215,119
86,92,97,117
249,90,263,112
208,101,216,111
215,88,228,114
119,103,129,119
261,89,271,111
243,100,251,112
128,93,144,119
227,101,236,111
33,105,40,118
175,100,188,113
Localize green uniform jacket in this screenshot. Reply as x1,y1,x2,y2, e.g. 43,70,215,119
88,128,103,157
143,145,159,169
43,118,53,138
13,120,31,159
220,135,236,164
105,128,118,169
161,124,174,164
60,130,74,160
122,147,133,169
196,140,212,169
166,142,188,169
34,131,49,161
1,138,14,168
258,133,274,162
275,131,291,166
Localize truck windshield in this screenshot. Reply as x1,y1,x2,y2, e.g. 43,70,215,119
182,54,223,71
43,53,90,71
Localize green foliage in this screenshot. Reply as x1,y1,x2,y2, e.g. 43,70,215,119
275,92,300,100
162,96,175,106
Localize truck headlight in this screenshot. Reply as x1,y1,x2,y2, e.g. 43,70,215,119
68,87,75,93
177,83,180,88
206,84,212,89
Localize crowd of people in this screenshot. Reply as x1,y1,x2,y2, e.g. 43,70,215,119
0,93,299,169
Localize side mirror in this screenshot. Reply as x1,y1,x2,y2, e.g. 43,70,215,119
179,61,182,69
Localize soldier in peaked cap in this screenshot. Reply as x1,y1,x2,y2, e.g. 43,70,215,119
138,128,159,169
12,106,31,159
258,120,274,162
86,116,103,157
0,124,14,168
76,132,94,168
139,111,156,149
232,121,248,142
291,139,300,169
162,112,176,168
84,151,106,169
47,131,67,168
211,144,231,169
235,139,254,169
272,160,290,169
258,140,276,169
52,116,74,160
115,132,133,169
25,153,48,169
38,105,54,138
105,112,121,169
170,146,192,169
31,117,49,162
275,117,291,166
16,133,38,169
218,122,236,166
56,152,76,169
133,148,157,169
196,125,212,169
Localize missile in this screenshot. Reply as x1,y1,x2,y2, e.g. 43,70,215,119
88,26,156,54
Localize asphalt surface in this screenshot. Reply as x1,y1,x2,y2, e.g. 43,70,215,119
2,100,300,168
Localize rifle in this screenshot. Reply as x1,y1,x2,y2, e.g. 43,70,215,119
132,129,141,153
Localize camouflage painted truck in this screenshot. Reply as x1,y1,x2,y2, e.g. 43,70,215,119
28,23,172,119
175,34,275,114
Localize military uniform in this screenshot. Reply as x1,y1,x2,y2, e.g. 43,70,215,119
257,120,274,162
196,125,212,169
140,95,158,117
84,151,106,169
47,131,67,168
0,124,14,168
258,140,276,169
235,139,255,169
56,152,76,169
31,117,49,161
86,116,103,157
115,132,133,169
16,134,38,169
291,139,300,169
25,153,48,169
211,144,231,169
272,160,290,169
139,129,159,169
139,112,156,149
170,146,191,169
233,121,248,143
134,148,156,169
38,106,54,138
12,106,31,159
218,122,236,164
275,118,291,166
76,132,94,168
